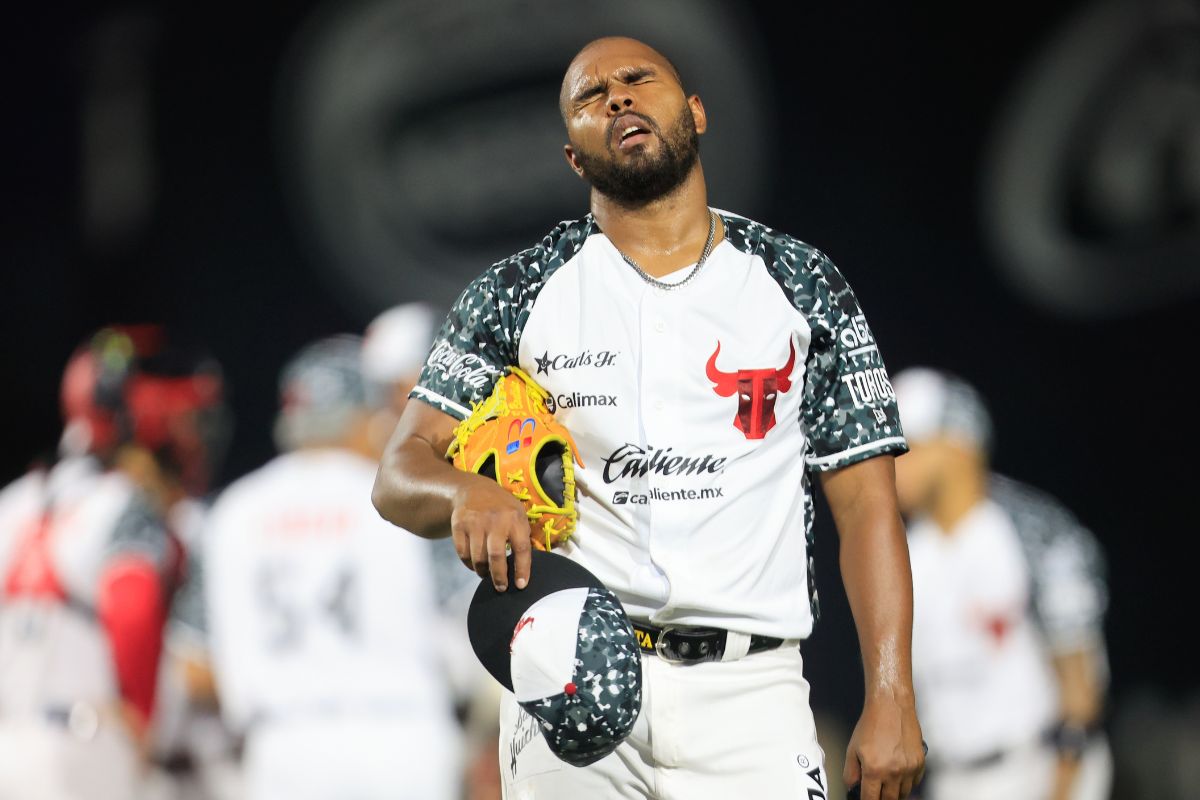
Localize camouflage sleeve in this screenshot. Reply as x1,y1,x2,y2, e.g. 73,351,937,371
168,550,207,646
410,270,510,420
106,492,170,571
797,252,907,471
1034,529,1107,653
993,476,1108,653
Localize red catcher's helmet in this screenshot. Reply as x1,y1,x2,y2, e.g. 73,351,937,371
59,326,229,495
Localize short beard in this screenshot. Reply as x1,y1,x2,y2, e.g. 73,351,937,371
573,104,700,208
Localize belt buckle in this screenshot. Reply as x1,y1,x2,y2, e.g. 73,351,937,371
654,625,686,663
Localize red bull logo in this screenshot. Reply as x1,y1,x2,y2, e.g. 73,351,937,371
706,338,796,440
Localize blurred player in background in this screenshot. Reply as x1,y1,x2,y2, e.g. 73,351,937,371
147,531,243,800
204,334,461,800
362,301,440,453
0,325,226,800
892,367,1111,800
143,372,239,800
363,302,502,800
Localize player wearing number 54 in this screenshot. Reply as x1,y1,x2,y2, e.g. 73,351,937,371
203,336,462,800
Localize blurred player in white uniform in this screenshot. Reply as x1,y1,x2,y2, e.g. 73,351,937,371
146,501,244,800
204,335,461,800
144,425,241,800
362,302,440,455
892,368,1112,800
0,326,225,800
364,303,502,800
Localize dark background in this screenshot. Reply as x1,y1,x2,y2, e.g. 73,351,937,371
4,0,1197,784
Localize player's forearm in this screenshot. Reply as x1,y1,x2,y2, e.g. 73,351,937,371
1052,648,1103,725
371,433,477,538
1049,647,1103,797
840,511,916,699
823,458,916,699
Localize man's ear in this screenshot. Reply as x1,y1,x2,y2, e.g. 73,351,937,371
688,95,707,135
563,144,586,179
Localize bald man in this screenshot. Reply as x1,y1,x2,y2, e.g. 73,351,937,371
373,37,924,800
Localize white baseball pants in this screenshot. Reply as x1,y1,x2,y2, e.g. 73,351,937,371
499,643,830,800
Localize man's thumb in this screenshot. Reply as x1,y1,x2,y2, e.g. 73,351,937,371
843,747,862,787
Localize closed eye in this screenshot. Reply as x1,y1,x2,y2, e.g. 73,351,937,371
574,85,604,107
618,67,656,85
572,67,658,109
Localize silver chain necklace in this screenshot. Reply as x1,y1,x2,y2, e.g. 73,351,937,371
615,210,720,291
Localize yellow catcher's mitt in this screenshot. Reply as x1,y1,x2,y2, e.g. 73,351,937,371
446,367,582,550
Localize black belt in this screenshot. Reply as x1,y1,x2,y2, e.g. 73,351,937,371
632,622,784,664
955,748,1007,771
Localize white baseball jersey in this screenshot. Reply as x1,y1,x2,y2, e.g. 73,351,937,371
0,455,168,716
908,475,1108,765
204,449,454,731
413,209,906,639
0,456,171,800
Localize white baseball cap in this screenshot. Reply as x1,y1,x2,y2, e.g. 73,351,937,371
892,367,993,452
361,302,439,385
468,551,642,767
274,335,367,451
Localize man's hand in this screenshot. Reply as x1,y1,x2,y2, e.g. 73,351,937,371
451,479,533,592
844,689,925,800
374,401,532,593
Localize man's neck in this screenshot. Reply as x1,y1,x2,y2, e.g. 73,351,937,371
931,465,989,535
590,165,721,278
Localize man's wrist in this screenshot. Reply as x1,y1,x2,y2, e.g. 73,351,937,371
864,679,917,706
1048,720,1094,762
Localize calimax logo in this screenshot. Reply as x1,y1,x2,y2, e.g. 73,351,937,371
545,392,618,413
601,443,727,484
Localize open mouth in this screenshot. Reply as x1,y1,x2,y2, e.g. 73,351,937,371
613,116,654,150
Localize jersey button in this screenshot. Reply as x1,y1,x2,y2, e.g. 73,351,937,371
653,400,665,411
654,320,666,333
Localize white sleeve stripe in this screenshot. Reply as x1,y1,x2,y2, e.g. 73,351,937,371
411,386,471,419
808,436,907,467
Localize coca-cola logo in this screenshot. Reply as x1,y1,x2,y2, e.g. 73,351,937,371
427,340,499,390
600,443,727,484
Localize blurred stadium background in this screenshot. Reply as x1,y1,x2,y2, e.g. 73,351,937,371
3,0,1198,797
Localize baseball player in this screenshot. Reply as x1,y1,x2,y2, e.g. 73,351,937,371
363,303,504,799
203,335,461,800
362,302,482,637
891,368,1111,800
372,36,924,800
0,326,223,800
146,495,244,800
362,303,440,425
